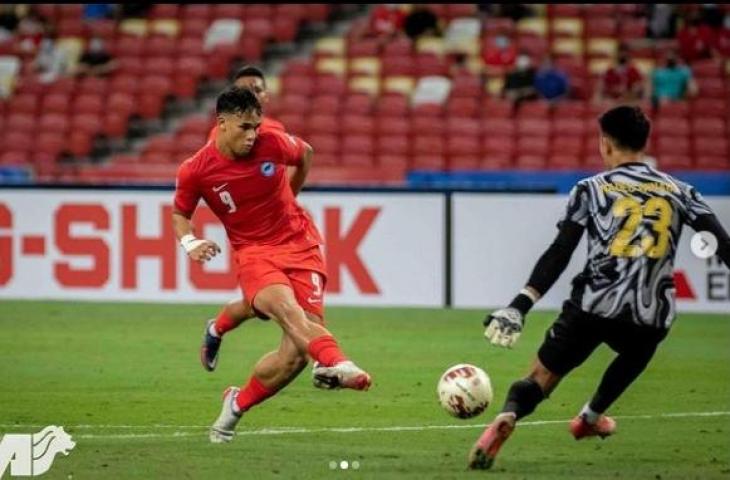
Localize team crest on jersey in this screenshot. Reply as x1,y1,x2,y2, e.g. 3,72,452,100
260,162,275,177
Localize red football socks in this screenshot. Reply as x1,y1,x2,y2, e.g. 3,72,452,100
307,335,348,367
214,309,240,336
235,376,275,413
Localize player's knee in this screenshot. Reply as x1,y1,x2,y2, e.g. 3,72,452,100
527,361,561,397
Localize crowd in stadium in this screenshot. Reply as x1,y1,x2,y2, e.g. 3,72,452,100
0,4,727,185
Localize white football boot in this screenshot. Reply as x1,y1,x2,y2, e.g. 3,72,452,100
209,386,242,443
312,361,372,391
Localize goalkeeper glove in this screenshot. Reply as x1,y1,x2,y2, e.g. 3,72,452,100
483,307,524,348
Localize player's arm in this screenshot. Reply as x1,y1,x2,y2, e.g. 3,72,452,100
483,220,585,347
172,162,221,263
484,183,589,348
172,210,221,263
288,142,313,196
690,214,730,267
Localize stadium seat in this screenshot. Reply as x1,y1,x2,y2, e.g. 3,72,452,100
376,136,410,156
308,114,340,136
376,117,410,137
308,133,340,155
342,115,374,136
343,93,373,115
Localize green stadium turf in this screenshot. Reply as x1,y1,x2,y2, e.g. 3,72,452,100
1,301,728,479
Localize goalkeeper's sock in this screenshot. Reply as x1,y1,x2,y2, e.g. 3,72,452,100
502,378,545,420
307,335,348,367
235,376,275,413
213,309,239,337
579,403,601,425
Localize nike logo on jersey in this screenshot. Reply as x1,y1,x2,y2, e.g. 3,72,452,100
213,183,228,192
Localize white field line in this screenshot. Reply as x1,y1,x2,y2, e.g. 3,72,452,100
1,411,728,440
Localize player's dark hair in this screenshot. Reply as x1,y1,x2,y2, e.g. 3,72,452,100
216,86,262,116
233,65,266,86
599,105,651,152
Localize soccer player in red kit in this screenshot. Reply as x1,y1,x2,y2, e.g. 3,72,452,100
173,87,372,443
199,66,287,373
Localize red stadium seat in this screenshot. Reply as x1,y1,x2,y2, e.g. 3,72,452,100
483,118,516,136
273,17,299,43
77,76,109,96
445,97,480,118
75,94,105,116
150,4,180,19
518,118,551,136
553,118,586,136
376,94,409,117
657,136,691,155
178,115,213,137
348,38,380,57
585,18,617,37
658,155,693,170
658,102,689,118
143,134,176,155
517,136,549,156
213,4,244,19
244,19,274,41
38,114,70,134
411,103,443,118
281,76,314,96
114,36,145,57
37,133,66,157
315,75,347,96
515,154,547,169
382,37,412,57
691,99,727,117
483,136,516,156
382,55,416,76
342,115,374,136
447,118,481,137
310,95,341,115
3,132,33,152
692,118,726,136
308,114,340,136
181,4,212,22
7,94,38,116
376,136,410,156
695,155,729,170
343,94,373,115
413,135,445,158
308,133,339,155
279,94,310,115
655,117,690,136
450,74,483,98
71,114,103,135
693,137,728,157
144,36,178,58
548,155,582,169
67,132,93,157
481,98,513,118
177,37,205,57
340,154,375,167
551,136,584,156
276,113,306,136
376,118,410,137
412,117,444,136
696,78,726,98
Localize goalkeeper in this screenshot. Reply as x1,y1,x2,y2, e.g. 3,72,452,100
468,105,730,470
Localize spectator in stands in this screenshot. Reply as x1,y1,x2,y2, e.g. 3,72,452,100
713,14,730,57
647,4,678,39
74,37,116,77
83,4,116,21
0,5,20,41
534,55,569,102
650,52,698,107
677,14,714,62
368,4,405,39
34,33,69,83
482,35,517,76
403,4,440,40
503,53,537,105
595,47,644,103
17,9,48,53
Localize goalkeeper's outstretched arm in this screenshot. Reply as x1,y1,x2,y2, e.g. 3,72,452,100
483,220,584,348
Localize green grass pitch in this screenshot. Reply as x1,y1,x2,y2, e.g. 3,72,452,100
1,301,728,479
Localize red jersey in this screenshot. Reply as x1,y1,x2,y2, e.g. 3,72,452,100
602,64,643,99
174,129,321,252
207,116,285,143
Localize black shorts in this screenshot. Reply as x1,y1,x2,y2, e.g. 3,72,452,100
537,301,669,376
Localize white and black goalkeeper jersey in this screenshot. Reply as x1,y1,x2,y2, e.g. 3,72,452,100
560,162,715,329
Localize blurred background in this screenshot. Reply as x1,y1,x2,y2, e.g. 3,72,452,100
0,3,727,190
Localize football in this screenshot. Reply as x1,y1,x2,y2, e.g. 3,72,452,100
437,364,493,419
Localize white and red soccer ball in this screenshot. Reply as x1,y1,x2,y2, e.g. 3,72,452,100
437,364,493,419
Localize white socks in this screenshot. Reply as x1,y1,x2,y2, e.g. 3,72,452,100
579,403,600,424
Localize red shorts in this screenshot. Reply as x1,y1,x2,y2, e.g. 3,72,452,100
234,245,328,319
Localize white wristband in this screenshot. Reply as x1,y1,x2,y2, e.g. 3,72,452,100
520,287,540,303
180,234,206,253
